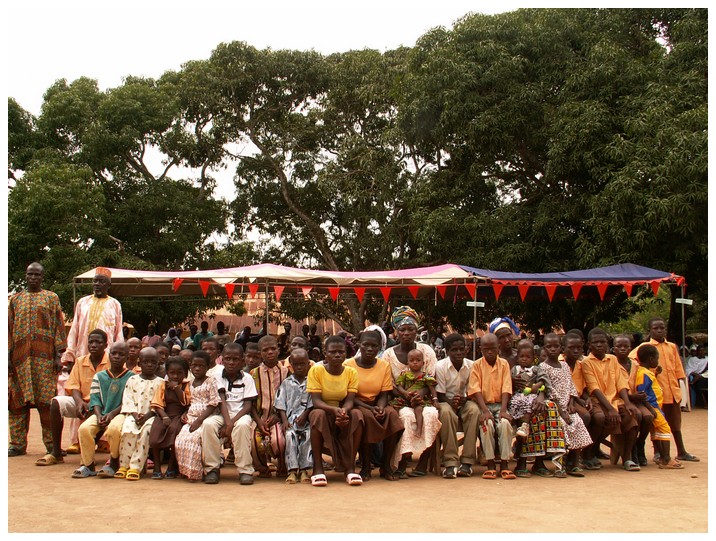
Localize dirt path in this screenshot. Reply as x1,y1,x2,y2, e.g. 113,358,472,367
8,408,709,532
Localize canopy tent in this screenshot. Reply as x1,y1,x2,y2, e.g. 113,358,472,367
73,262,684,303
458,263,686,303
72,263,482,301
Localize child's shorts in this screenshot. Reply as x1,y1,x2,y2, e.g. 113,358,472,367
650,407,671,441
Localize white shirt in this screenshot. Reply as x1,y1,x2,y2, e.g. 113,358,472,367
214,367,258,418
435,357,474,400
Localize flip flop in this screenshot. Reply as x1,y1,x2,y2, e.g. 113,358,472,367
515,469,531,478
531,467,554,477
151,471,164,479
8,446,27,457
408,469,427,477
567,466,585,477
72,465,98,478
500,469,517,480
623,460,640,471
346,473,363,486
164,470,178,479
482,469,497,480
35,453,63,466
676,453,700,462
126,469,141,480
97,465,116,478
311,473,327,487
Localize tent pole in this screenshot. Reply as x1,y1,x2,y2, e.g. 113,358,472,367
265,281,270,336
681,284,686,358
473,294,477,361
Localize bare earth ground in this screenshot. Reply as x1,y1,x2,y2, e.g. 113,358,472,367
7,408,709,533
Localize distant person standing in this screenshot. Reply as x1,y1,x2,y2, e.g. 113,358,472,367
183,324,198,349
9,262,67,457
141,323,161,348
192,321,213,350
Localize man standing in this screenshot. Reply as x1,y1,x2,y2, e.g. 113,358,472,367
9,262,67,457
60,266,123,453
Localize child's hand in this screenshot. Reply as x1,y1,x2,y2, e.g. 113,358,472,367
180,413,188,424
295,411,309,428
166,381,179,390
499,410,513,422
162,416,171,427
266,414,280,427
373,406,386,421
189,418,202,432
281,422,291,433
560,411,572,425
256,418,270,436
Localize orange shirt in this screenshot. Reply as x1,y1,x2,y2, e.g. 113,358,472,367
466,356,512,404
64,352,110,401
580,352,628,409
343,358,393,403
617,358,638,393
629,339,685,404
559,353,587,394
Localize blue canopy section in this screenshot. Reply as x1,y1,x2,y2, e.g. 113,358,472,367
458,263,678,284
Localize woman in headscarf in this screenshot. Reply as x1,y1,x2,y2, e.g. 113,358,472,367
382,306,441,477
489,316,520,367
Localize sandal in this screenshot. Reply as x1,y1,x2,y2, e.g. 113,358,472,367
500,469,517,480
299,469,311,484
151,471,164,479
482,469,497,480
658,458,684,469
408,469,427,477
623,460,640,472
114,467,128,479
65,443,81,454
567,466,585,477
310,473,327,487
97,465,116,478
582,458,602,470
71,465,97,478
346,473,363,486
35,453,63,466
360,468,373,481
164,470,178,479
515,469,531,478
8,446,27,457
531,467,554,477
126,469,141,481
285,471,298,484
554,469,568,478
676,453,700,462
393,469,408,479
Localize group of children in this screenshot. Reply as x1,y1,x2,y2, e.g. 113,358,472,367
35,316,695,485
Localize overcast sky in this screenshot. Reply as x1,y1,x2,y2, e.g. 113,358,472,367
6,0,527,115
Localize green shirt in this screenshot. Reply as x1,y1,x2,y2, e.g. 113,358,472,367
89,368,135,415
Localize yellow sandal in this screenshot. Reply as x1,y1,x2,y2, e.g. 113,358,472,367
126,469,141,481
114,467,128,479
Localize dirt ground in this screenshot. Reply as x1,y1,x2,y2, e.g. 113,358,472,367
7,408,709,533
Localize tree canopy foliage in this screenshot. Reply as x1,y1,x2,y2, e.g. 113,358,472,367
8,8,706,339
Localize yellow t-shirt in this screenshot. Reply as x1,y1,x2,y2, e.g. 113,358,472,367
307,363,359,407
343,358,393,403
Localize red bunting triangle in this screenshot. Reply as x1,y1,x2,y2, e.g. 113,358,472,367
492,283,504,301
198,280,210,297
379,287,391,302
354,287,366,303
225,283,235,299
518,284,530,301
301,286,312,298
328,287,340,301
597,283,609,301
676,276,686,287
172,278,183,292
273,285,285,301
544,283,557,302
408,286,420,299
650,281,660,296
570,283,582,299
624,283,635,296
436,285,447,299
464,283,476,300
248,283,260,298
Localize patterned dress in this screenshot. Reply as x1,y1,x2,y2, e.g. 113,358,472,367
539,360,592,451
8,289,67,451
251,363,290,471
274,375,313,470
119,375,164,471
174,377,221,480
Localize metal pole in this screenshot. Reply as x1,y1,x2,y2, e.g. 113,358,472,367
473,297,477,361
265,281,270,335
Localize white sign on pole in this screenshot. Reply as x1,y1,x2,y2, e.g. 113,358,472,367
675,298,693,305
466,301,485,308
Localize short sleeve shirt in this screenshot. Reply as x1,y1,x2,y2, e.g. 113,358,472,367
306,364,359,407
435,358,474,400
343,358,393,403
466,356,512,404
215,367,258,418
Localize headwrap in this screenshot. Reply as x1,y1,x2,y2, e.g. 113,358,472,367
94,267,112,278
489,316,520,336
354,324,388,361
391,306,420,330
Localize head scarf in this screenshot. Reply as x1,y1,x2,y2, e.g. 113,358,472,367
489,316,520,336
391,306,420,330
354,324,388,361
